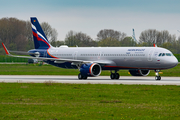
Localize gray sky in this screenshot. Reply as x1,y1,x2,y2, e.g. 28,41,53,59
1,0,180,41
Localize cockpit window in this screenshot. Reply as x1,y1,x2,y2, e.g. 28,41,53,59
158,53,173,57
166,53,172,56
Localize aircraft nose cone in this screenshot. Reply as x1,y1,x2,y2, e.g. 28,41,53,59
164,56,178,69
170,57,178,68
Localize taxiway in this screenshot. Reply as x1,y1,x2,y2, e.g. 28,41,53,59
0,75,180,85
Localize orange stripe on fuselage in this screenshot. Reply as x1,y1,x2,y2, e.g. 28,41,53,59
47,48,58,59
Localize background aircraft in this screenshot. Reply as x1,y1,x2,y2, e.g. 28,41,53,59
2,17,178,80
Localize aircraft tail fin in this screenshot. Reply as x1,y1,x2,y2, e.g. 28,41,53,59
31,17,51,49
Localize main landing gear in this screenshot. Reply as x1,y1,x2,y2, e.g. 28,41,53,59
110,71,120,79
155,70,161,80
78,73,87,80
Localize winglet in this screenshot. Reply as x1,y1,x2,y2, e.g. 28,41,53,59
2,43,10,55
153,44,157,47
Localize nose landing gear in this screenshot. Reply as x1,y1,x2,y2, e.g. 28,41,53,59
155,70,161,80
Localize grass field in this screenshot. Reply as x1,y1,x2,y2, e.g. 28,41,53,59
0,83,179,119
0,55,28,63
0,63,180,76
0,62,180,119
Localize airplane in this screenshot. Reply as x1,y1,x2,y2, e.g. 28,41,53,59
2,17,178,80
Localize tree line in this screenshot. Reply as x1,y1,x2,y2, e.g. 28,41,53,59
0,17,180,55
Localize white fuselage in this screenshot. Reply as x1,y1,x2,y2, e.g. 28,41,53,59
47,46,178,70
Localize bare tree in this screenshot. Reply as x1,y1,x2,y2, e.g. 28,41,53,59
65,31,97,47
139,29,176,46
97,29,126,41
41,22,58,47
159,30,170,43
157,30,176,44
0,18,58,52
139,29,159,46
41,22,52,40
0,17,29,51
50,28,58,46
65,30,77,46
178,36,180,44
25,21,34,50
75,32,93,46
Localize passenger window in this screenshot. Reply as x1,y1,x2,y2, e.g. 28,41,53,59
158,53,162,56
162,53,165,56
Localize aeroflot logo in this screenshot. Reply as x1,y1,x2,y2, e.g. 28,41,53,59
128,49,145,51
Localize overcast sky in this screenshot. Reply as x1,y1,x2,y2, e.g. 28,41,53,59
1,0,180,41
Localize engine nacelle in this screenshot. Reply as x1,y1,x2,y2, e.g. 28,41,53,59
80,63,101,77
129,69,150,76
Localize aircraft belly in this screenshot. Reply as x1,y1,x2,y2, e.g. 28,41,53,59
45,60,77,69
114,57,162,69
115,58,145,68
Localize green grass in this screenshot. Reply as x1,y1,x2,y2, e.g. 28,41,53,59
0,63,180,76
0,83,179,119
174,54,180,62
0,55,28,63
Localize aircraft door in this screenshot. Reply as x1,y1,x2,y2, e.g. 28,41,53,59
74,51,78,60
148,50,154,61
97,51,102,60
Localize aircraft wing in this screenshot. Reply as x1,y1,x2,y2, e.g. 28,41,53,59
2,43,112,65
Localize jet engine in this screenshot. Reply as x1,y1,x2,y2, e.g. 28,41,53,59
129,69,150,76
80,63,101,77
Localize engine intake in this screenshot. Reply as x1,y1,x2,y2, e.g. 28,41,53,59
80,63,101,77
129,69,150,76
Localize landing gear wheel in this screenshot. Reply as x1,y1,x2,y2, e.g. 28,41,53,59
110,72,120,80
110,73,115,79
155,76,161,80
78,73,87,80
83,76,87,80
78,73,83,80
155,70,161,80
115,73,120,79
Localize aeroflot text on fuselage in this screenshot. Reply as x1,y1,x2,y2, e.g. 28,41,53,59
128,49,145,51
